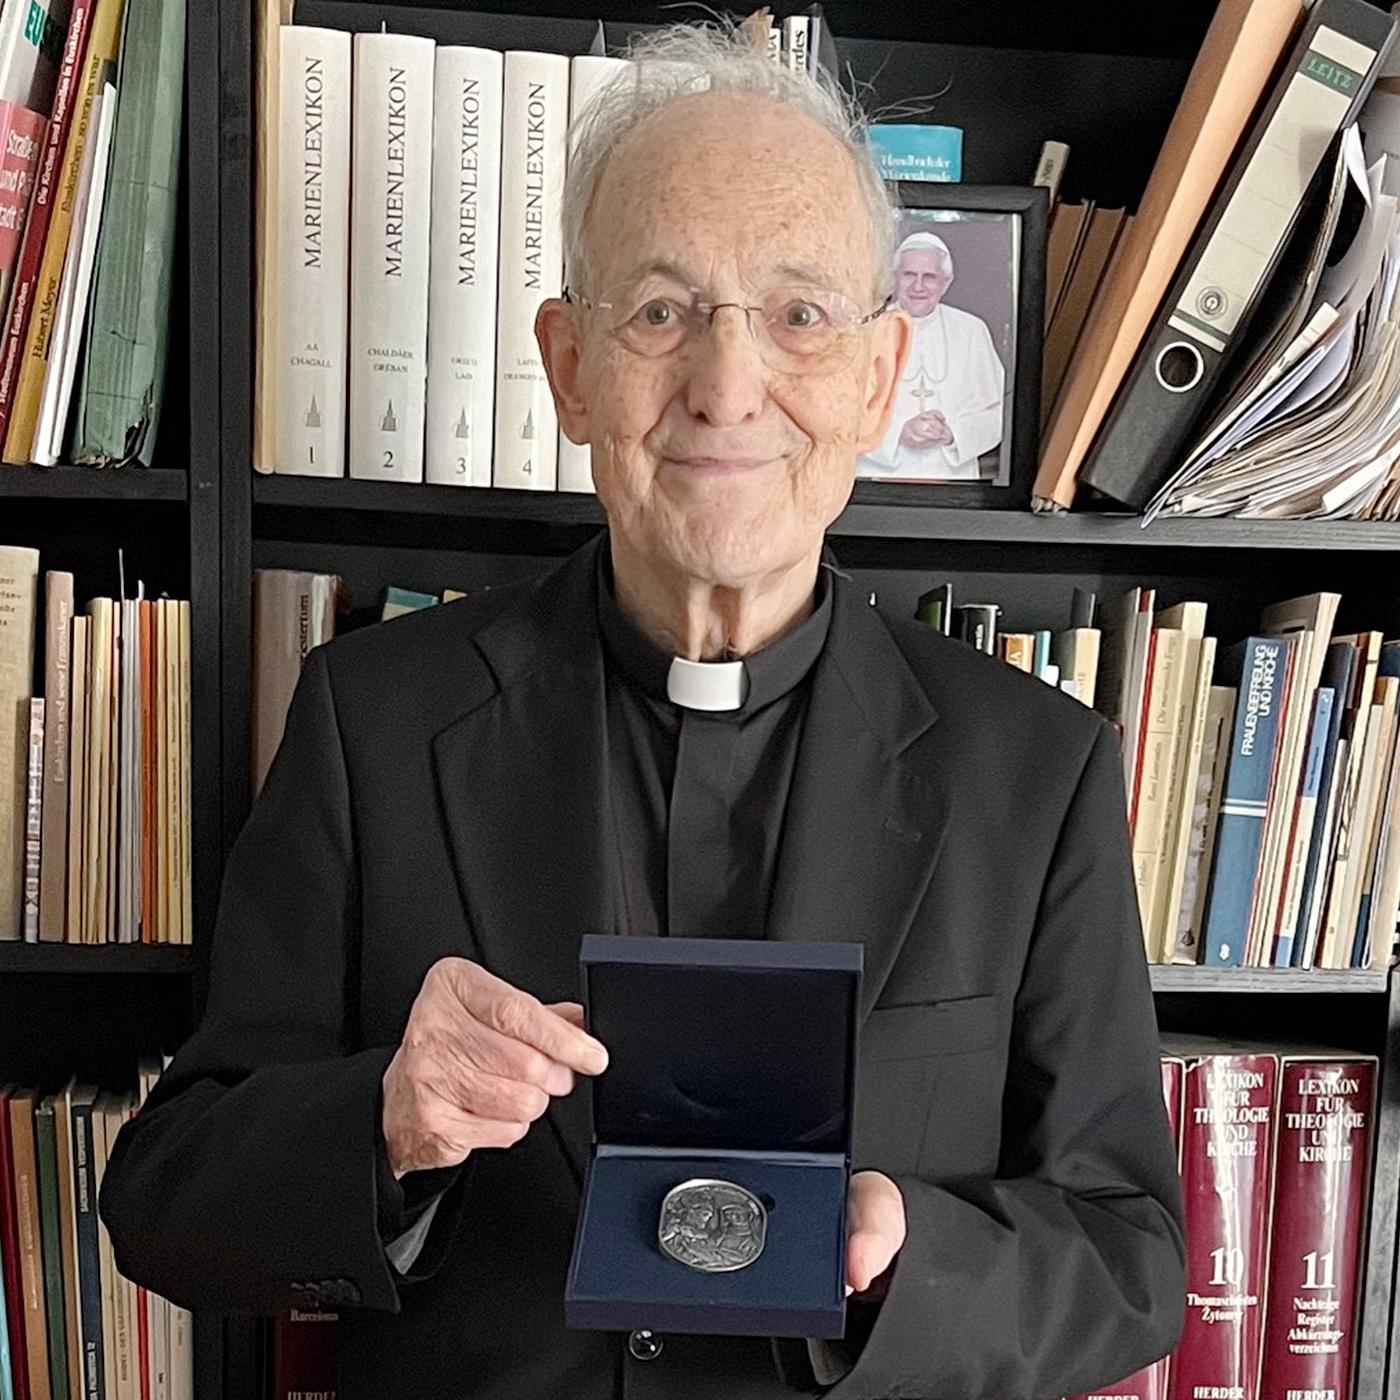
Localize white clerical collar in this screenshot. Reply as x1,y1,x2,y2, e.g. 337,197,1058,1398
667,655,748,712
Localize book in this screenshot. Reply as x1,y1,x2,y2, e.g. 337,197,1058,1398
865,124,963,183
271,1309,339,1400
64,613,87,944
347,31,435,482
0,546,40,941
272,25,351,478
6,1087,47,1400
22,699,42,940
1272,686,1335,967
1201,636,1295,966
1259,1053,1376,1400
1165,1042,1278,1400
38,571,73,942
424,45,502,488
252,569,339,796
381,586,437,621
1034,0,1309,511
67,1086,102,1400
1171,684,1238,964
0,0,95,452
0,0,71,332
952,603,999,655
33,1096,69,1400
2,0,123,465
1032,138,1069,204
914,583,952,634
556,52,631,495
72,0,187,466
1043,199,1093,332
491,50,568,490
32,75,112,467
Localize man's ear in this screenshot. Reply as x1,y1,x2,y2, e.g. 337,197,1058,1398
854,305,912,454
536,299,589,445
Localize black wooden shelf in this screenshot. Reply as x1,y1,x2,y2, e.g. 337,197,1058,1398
1149,965,1390,994
0,942,194,974
0,464,189,502
251,473,1400,552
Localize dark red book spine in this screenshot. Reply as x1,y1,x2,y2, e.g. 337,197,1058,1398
1166,1052,1277,1400
1068,1058,1185,1400
272,1308,340,1400
1259,1057,1376,1400
0,1087,31,1400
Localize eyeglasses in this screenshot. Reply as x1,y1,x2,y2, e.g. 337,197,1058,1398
562,280,892,377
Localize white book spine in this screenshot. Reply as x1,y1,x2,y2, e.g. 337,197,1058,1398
23,697,43,940
781,16,810,73
275,27,352,478
424,47,503,487
349,31,435,482
557,54,630,495
492,50,569,491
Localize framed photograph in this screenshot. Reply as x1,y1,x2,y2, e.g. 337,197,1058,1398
854,183,1047,511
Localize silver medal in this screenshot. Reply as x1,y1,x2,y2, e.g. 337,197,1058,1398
658,1178,767,1272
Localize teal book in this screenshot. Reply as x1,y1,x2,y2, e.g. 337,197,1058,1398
35,1094,70,1400
73,0,186,465
866,124,963,182
381,587,439,621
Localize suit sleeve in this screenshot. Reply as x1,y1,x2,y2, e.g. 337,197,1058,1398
797,721,1186,1400
98,647,469,1315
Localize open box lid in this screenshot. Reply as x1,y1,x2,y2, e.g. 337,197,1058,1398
580,935,862,1157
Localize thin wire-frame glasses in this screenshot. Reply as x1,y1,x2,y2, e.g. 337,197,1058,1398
562,281,892,377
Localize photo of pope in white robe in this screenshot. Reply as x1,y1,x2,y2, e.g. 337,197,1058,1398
859,221,1013,483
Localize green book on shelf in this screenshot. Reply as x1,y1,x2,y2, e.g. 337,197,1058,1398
73,0,186,465
34,1094,70,1400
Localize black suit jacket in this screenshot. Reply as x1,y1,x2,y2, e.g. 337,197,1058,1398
100,534,1186,1400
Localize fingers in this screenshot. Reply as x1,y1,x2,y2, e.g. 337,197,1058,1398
544,1000,587,1029
442,961,609,1075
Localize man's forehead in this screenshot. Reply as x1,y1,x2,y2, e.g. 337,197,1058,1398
608,256,848,289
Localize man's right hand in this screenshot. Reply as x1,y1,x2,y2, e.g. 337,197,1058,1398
381,956,609,1178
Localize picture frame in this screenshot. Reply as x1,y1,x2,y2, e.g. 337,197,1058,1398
853,182,1047,512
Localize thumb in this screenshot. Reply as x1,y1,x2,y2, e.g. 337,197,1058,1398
543,1000,587,1029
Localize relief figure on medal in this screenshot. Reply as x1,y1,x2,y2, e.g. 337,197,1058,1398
658,1179,767,1272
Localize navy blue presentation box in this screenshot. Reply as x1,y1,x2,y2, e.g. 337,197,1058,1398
565,935,863,1340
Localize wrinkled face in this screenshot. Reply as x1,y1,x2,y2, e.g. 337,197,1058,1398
895,248,952,318
542,92,909,589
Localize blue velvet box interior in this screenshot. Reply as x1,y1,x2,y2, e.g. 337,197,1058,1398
565,935,862,1339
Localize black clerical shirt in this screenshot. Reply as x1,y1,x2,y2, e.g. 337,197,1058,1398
594,550,833,941
377,552,835,1263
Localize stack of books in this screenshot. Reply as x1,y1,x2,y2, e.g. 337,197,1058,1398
0,546,192,947
0,0,185,472
0,1068,193,1400
255,12,823,494
920,583,1400,970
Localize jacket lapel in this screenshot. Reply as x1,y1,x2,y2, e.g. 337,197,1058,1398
768,566,950,1021
431,538,611,1185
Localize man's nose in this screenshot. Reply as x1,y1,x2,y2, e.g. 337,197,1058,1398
682,305,769,426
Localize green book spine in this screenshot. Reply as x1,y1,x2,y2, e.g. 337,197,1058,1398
34,1097,70,1400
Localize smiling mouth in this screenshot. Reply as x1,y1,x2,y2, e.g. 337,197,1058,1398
666,456,772,474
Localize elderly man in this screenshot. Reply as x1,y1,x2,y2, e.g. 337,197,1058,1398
100,19,1184,1400
859,230,1006,480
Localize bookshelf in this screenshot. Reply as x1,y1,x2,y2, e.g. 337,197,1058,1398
1,1,1392,1398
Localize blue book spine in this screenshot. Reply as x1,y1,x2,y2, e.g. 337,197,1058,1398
0,1224,13,1400
70,1098,104,1400
866,124,963,182
1033,630,1051,678
1274,686,1334,967
1292,641,1356,966
1201,637,1290,966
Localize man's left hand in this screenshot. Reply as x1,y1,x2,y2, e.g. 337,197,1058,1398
845,1171,906,1300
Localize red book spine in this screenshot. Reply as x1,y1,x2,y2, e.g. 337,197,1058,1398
1068,1058,1185,1400
1167,1052,1277,1400
137,1286,150,1400
1259,1058,1376,1400
0,0,94,440
271,1308,340,1400
0,1089,31,1400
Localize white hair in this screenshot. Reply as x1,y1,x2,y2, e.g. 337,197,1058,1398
896,230,954,280
561,17,898,307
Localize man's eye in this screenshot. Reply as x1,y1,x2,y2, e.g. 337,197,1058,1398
637,300,677,327
781,301,824,330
